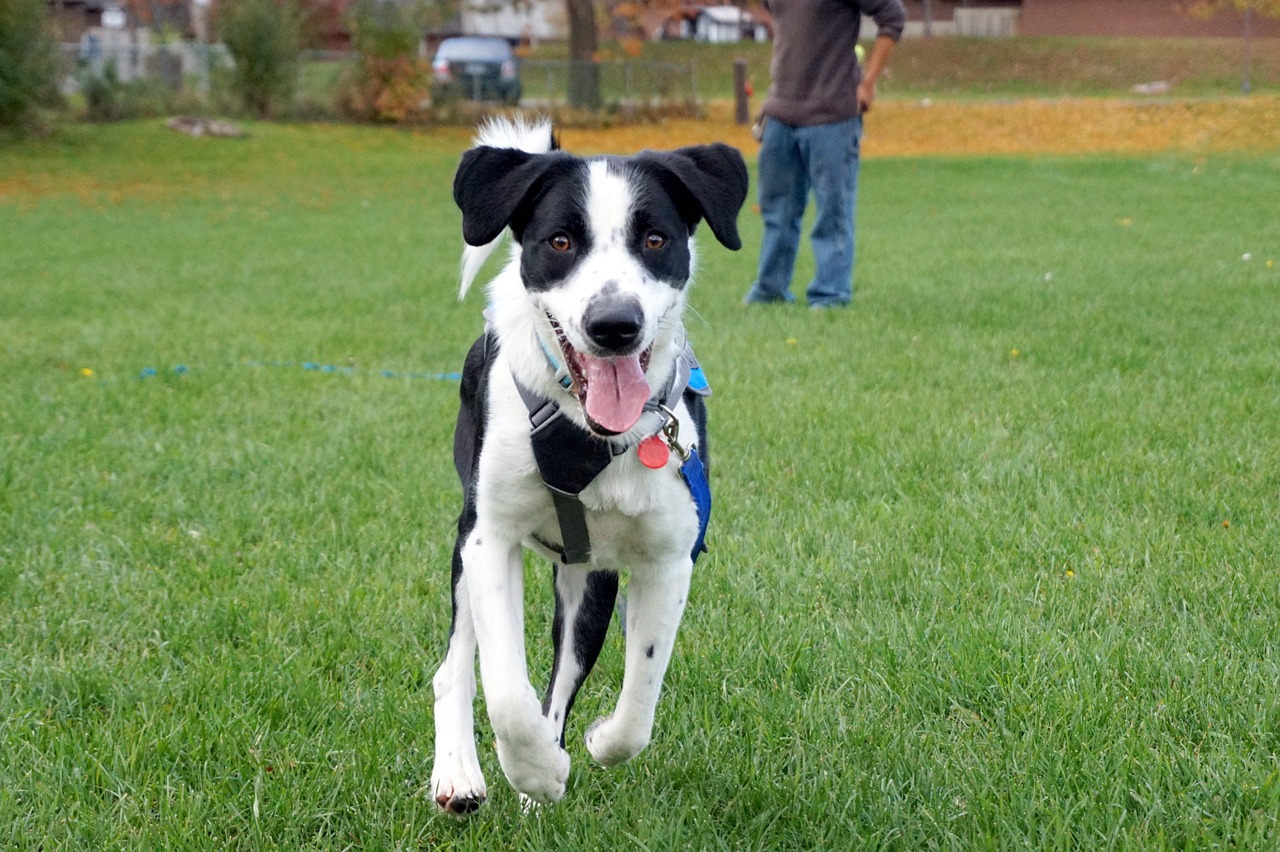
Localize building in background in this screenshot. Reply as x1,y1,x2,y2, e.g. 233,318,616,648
654,5,771,43
458,0,565,43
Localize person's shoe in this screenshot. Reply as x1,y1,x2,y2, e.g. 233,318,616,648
743,292,794,306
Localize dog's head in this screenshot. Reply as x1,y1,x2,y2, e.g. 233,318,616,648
454,140,748,436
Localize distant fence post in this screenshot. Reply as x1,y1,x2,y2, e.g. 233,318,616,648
1242,6,1253,95
733,58,748,125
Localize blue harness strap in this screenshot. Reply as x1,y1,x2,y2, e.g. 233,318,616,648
680,448,711,563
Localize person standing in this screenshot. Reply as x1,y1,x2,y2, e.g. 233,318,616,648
743,0,906,309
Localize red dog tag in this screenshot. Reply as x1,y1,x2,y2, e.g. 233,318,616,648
637,435,670,469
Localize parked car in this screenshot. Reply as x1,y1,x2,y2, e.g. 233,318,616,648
431,37,522,105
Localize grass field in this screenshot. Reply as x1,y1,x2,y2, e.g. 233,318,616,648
587,36,1280,100
2,120,1279,848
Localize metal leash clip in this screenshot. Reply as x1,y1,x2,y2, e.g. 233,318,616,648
658,405,690,462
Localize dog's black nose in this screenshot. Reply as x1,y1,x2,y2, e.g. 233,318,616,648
583,299,644,352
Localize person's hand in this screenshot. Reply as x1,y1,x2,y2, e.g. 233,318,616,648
857,35,895,114
857,79,877,113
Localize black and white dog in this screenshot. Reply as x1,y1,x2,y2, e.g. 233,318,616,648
430,117,748,813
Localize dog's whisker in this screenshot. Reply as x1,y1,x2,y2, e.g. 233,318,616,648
684,305,712,330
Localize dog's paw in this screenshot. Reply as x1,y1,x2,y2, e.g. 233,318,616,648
494,721,571,805
518,792,544,814
430,755,488,816
585,714,650,767
431,781,488,816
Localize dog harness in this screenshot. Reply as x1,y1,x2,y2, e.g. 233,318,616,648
514,341,712,566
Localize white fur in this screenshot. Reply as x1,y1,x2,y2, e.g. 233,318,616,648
431,118,705,813
485,160,694,446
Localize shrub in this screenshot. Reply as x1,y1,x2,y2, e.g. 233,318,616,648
218,0,302,118
0,0,63,131
337,55,432,123
82,61,174,122
337,0,434,123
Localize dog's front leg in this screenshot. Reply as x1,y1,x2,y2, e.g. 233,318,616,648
585,557,693,767
430,559,487,815
465,533,571,804
543,566,618,744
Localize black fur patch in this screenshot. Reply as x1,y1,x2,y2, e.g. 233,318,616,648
453,144,749,295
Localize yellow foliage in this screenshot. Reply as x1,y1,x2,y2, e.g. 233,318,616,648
1183,0,1280,20
559,96,1280,157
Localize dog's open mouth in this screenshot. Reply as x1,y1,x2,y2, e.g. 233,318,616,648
548,314,652,435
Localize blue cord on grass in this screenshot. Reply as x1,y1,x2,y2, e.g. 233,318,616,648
137,361,461,382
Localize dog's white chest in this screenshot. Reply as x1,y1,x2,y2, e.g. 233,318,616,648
548,456,697,567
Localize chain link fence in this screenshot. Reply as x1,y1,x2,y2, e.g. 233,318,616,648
60,37,227,93
518,58,699,114
58,37,229,119
56,36,704,121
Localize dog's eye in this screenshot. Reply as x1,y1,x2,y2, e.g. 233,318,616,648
644,232,667,250
549,234,572,252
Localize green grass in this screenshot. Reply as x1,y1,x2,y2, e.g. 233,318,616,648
609,36,1280,100
2,121,1280,848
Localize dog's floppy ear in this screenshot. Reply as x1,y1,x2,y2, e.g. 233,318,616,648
634,143,749,251
453,147,569,247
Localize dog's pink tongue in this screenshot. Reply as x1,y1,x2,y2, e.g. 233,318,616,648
582,354,650,433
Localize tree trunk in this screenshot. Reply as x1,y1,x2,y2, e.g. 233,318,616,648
565,0,600,110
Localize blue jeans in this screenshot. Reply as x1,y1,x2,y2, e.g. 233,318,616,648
744,115,862,307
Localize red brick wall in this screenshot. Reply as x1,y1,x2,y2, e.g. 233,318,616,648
1019,0,1280,38
896,1,1280,38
